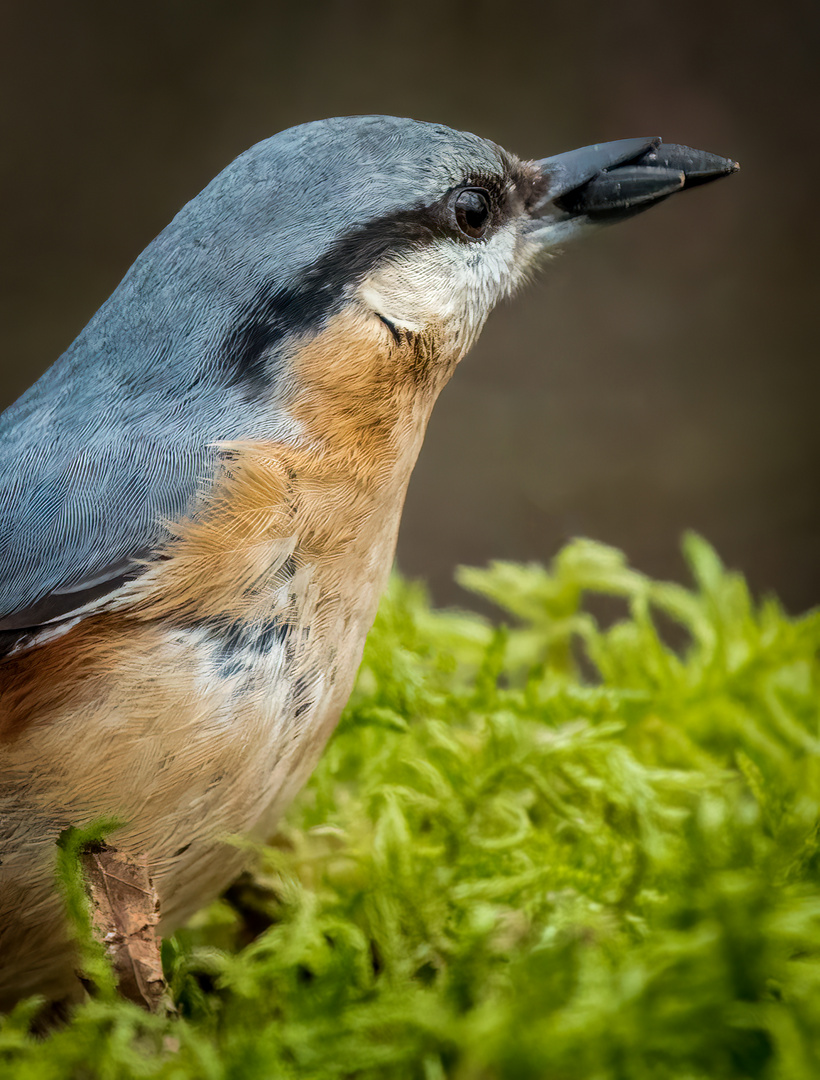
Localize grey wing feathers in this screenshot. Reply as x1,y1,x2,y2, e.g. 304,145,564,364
0,424,209,633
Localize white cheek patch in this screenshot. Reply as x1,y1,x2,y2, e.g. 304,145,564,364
359,284,423,335
359,226,534,354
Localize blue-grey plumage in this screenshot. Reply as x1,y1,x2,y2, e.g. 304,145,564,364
0,116,737,1008
0,122,738,636
0,118,513,632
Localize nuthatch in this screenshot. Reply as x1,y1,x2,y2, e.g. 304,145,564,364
0,116,737,1008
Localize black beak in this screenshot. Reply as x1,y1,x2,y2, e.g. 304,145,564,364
529,137,739,238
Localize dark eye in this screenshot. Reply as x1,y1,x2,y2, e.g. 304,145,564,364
453,188,492,239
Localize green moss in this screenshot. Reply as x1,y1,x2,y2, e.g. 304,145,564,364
3,536,820,1078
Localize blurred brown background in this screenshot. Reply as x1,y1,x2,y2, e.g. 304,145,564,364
1,1,818,611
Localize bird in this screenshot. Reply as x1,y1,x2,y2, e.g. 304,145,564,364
0,116,738,1009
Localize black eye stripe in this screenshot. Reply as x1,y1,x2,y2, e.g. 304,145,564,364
217,164,532,393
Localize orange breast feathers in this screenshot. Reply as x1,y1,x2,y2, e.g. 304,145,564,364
0,305,452,742
115,303,448,623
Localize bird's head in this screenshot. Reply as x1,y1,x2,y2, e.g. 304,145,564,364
63,115,737,453
156,116,736,392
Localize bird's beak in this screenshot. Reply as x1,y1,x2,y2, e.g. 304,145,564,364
526,137,739,247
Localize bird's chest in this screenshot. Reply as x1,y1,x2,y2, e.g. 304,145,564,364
3,314,447,922
194,488,403,791
125,425,423,844
0,451,414,932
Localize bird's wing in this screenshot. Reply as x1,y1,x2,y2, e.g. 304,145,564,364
0,422,209,634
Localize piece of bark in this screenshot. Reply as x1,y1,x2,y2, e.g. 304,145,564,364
80,845,170,1012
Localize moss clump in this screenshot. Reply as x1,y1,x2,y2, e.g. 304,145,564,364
3,536,820,1078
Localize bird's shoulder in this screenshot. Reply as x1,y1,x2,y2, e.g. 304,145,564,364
0,368,222,647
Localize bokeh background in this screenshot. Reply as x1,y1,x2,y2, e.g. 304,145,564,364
1,1,817,611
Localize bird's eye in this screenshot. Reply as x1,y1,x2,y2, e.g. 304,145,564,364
453,188,492,239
